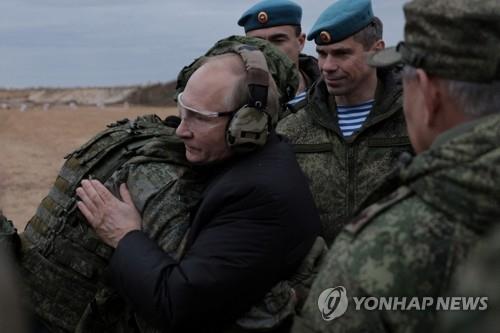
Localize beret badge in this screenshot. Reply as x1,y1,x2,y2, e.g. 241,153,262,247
257,11,269,24
320,31,332,43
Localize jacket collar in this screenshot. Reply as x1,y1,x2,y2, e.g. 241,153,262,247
306,67,403,141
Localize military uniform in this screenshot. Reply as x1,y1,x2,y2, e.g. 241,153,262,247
293,113,500,333
298,54,319,89
438,225,500,333
293,0,500,331
20,115,203,332
238,0,319,102
277,0,411,243
277,68,411,243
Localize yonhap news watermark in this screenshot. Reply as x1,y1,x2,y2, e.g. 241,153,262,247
318,286,488,321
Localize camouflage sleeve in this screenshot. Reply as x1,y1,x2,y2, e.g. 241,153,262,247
105,162,200,258
292,197,473,333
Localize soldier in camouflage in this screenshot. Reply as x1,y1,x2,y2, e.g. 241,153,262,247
20,114,201,332
438,225,500,333
277,0,412,243
238,0,320,102
293,0,500,332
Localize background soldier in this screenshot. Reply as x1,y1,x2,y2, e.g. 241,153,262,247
294,0,500,331
238,0,320,105
277,0,412,244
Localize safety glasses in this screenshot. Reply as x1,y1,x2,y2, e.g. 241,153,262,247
177,92,238,119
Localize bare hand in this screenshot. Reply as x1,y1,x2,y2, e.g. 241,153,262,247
76,179,141,248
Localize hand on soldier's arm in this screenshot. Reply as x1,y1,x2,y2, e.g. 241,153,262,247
76,179,141,248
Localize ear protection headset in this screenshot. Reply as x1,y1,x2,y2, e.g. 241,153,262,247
225,45,273,154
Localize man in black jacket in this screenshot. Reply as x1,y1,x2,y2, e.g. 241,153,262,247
76,42,321,332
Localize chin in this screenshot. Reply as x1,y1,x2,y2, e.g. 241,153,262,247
185,151,203,164
327,86,350,97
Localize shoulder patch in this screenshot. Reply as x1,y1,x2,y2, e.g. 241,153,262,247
344,186,413,235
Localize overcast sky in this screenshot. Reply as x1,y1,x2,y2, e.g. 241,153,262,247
0,0,408,88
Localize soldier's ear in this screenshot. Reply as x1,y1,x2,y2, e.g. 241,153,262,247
417,69,441,128
298,33,306,51
371,39,385,52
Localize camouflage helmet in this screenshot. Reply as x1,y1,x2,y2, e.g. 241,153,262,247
175,35,299,113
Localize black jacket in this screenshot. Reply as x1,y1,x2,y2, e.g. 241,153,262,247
110,134,321,332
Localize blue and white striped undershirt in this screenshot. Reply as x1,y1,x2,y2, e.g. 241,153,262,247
287,91,307,107
337,100,374,137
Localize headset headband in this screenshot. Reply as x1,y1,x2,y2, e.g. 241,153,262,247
233,45,269,110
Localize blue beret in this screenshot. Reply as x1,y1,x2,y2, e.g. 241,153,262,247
238,0,302,33
308,0,374,44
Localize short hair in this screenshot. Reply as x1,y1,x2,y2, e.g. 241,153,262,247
352,16,383,50
403,65,500,117
203,54,281,126
444,80,500,117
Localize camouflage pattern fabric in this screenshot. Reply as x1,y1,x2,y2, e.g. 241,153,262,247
176,35,299,110
437,225,500,333
277,68,412,244
0,210,20,258
402,0,500,82
368,0,500,83
292,113,500,333
298,54,320,90
19,115,204,332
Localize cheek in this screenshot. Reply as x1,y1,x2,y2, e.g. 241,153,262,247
278,43,296,60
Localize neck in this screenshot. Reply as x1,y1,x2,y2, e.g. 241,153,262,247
297,69,307,94
335,70,378,106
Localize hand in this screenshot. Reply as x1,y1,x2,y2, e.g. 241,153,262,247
76,179,141,248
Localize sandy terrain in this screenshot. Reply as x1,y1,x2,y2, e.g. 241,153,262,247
0,105,177,230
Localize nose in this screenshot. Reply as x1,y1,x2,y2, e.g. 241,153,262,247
175,119,193,139
321,54,339,73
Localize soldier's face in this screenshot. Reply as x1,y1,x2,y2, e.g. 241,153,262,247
176,62,239,165
246,25,305,66
316,37,375,97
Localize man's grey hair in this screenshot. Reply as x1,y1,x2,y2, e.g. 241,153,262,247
403,65,500,117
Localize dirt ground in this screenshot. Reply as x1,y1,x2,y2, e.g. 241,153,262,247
0,105,177,230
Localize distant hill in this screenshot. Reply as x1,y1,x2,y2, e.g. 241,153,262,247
0,82,177,108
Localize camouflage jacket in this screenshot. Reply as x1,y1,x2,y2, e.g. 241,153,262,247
292,113,500,333
18,115,322,333
277,68,411,244
298,54,320,90
437,224,500,333
19,115,204,332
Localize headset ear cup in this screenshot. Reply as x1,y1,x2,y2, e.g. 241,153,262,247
226,106,270,153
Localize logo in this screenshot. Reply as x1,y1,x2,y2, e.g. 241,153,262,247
318,286,488,322
317,286,349,321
